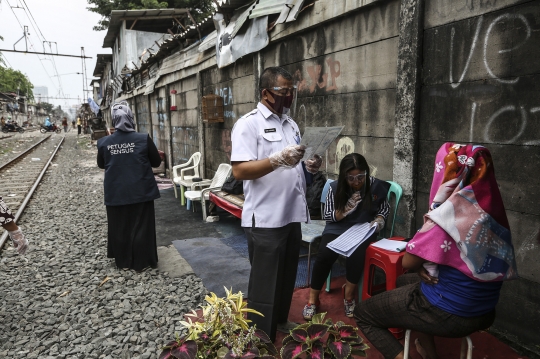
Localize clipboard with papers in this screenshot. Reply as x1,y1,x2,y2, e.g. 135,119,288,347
326,222,378,257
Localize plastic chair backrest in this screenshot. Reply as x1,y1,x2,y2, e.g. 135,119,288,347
210,163,232,188
191,152,202,178
385,181,403,238
320,179,334,213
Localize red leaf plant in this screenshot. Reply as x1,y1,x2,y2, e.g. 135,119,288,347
280,313,369,359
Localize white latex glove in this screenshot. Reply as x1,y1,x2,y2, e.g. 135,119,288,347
370,217,385,233
343,192,362,216
305,154,322,174
268,145,306,170
9,228,28,255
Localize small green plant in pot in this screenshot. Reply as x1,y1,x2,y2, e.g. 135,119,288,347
280,312,369,359
159,288,278,359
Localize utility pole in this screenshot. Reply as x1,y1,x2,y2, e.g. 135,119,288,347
81,47,89,101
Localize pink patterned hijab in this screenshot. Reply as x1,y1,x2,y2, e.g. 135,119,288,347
406,143,518,281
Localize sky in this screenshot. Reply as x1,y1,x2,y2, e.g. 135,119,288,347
0,0,111,110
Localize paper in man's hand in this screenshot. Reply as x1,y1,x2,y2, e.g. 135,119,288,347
300,126,344,160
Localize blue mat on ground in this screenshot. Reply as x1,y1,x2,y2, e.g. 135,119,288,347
172,237,251,298
221,234,346,288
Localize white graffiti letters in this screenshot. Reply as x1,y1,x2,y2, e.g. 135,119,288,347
108,142,136,155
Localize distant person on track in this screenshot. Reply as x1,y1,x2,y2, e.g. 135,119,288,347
97,102,162,272
45,117,53,131
76,117,82,136
0,196,28,255
62,117,68,133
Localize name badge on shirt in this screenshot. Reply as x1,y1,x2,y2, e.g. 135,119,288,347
264,128,276,133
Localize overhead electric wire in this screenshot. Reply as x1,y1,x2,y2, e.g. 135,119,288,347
4,0,59,92
19,0,66,98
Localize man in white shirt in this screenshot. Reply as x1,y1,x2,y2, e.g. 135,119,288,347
231,67,322,340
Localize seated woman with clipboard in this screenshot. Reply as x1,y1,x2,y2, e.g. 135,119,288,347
302,153,390,320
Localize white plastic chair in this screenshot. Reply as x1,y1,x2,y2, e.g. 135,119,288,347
184,163,232,221
172,152,201,205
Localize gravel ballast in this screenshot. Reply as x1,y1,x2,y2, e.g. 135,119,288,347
0,133,205,359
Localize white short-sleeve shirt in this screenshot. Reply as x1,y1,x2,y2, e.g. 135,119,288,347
231,102,309,228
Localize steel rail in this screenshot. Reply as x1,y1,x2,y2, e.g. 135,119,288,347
0,136,64,250
0,135,50,171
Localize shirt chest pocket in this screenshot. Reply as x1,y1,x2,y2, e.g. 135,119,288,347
259,132,283,158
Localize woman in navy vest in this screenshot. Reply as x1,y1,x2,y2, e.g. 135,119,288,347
97,102,161,271
302,153,390,320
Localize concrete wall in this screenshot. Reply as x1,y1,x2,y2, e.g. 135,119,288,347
135,94,151,135
262,0,400,180
200,55,255,177
150,87,169,154
112,0,540,351
418,0,540,351
170,75,199,166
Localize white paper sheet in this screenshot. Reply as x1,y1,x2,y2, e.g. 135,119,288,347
326,222,378,257
371,238,407,252
300,126,344,160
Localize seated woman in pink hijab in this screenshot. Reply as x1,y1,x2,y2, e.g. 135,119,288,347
354,143,518,359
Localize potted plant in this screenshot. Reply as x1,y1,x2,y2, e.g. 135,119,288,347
159,288,278,359
280,313,369,359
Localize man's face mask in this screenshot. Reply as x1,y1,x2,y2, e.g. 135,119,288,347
264,87,296,115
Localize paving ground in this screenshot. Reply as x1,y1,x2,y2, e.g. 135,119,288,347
0,132,206,359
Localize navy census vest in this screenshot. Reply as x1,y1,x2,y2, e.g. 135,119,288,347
98,131,160,206
322,178,390,236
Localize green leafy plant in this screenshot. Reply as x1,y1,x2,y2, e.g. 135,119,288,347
280,313,369,359
159,288,278,359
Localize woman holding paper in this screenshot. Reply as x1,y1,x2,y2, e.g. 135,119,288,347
302,153,390,320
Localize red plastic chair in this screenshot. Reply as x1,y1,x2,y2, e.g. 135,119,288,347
362,236,407,339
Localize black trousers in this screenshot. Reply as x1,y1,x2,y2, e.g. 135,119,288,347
106,201,158,271
354,274,496,359
310,232,376,290
244,222,301,341
77,125,82,135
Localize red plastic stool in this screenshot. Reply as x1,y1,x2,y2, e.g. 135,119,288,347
362,236,407,339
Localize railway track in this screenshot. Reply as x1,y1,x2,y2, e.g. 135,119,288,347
0,135,64,250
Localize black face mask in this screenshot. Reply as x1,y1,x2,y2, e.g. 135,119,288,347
265,91,294,115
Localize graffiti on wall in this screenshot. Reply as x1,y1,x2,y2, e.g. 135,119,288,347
156,97,167,130
221,129,232,160
172,126,198,165
445,11,539,145
214,86,236,119
294,57,341,94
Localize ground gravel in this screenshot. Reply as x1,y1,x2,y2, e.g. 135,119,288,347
0,133,205,359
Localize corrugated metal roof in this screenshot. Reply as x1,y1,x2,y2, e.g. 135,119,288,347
248,0,289,19
231,2,257,38
158,41,214,77
103,8,189,48
276,0,305,24
198,30,217,53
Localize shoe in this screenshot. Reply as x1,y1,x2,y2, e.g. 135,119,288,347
342,284,356,318
276,320,299,334
302,302,318,321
